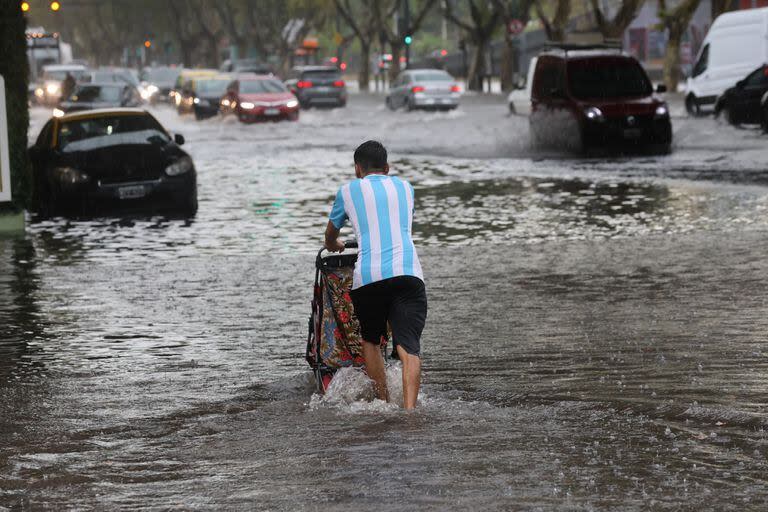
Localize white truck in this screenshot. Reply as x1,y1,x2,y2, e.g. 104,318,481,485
507,57,537,116
685,7,768,115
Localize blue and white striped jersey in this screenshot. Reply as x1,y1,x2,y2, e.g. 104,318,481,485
329,174,423,290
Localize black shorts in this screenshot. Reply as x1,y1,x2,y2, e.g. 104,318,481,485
350,276,427,357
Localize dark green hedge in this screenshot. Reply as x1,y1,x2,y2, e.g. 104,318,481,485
0,0,31,213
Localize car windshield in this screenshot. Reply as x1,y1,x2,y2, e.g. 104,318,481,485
240,80,286,93
196,79,229,94
412,71,453,82
44,69,85,80
58,114,170,152
69,85,123,103
567,58,652,99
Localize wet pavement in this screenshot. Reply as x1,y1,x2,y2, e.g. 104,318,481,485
1,94,768,510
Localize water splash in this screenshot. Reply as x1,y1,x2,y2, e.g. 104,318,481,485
308,364,406,412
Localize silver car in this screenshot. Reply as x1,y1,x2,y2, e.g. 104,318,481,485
386,69,461,111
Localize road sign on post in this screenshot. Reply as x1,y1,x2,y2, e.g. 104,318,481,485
0,75,12,204
507,19,526,36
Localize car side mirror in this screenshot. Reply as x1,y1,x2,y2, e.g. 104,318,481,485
656,84,667,93
174,133,185,145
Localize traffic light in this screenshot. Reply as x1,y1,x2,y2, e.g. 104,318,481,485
50,1,61,11
144,40,152,49
404,35,412,46
21,2,30,12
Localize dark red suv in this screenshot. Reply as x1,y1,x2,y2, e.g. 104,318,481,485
529,45,671,153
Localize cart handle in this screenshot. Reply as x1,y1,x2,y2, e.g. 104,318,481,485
316,240,358,261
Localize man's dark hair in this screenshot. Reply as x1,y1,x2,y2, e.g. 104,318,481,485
354,140,388,171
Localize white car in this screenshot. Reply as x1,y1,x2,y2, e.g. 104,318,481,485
507,56,537,116
685,7,768,116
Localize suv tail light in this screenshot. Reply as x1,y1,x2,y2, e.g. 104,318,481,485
297,80,313,88
333,80,345,87
451,85,461,93
411,86,425,93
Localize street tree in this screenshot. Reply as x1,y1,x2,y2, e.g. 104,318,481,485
166,0,204,67
534,0,571,42
0,0,31,210
443,0,503,92
588,0,644,40
492,0,536,91
375,0,440,83
189,0,224,67
334,0,379,91
657,0,702,92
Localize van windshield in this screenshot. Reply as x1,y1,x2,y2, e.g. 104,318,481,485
567,58,652,99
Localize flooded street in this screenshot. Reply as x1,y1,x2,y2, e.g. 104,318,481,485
2,94,768,510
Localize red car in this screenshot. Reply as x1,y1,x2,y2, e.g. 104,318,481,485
220,76,299,123
529,44,671,154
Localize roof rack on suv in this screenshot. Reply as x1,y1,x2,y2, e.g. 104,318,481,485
542,41,623,56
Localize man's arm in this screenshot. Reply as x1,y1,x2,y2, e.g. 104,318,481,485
324,220,345,253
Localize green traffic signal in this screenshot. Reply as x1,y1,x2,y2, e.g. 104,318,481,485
404,35,412,45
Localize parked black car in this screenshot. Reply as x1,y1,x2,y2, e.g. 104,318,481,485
285,66,347,108
58,83,142,114
715,65,768,126
29,108,197,216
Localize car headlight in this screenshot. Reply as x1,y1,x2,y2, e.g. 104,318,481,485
35,88,45,98
53,166,89,184
240,102,255,109
286,99,299,108
193,97,200,104
52,108,65,118
655,104,669,118
140,89,152,100
165,156,193,176
147,84,159,94
45,82,60,95
584,106,605,122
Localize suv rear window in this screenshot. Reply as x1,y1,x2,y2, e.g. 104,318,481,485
302,70,341,80
567,58,651,99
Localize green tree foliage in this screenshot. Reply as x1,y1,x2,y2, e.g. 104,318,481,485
0,0,31,211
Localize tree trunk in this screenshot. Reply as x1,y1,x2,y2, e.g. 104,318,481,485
359,41,371,92
467,37,489,92
500,34,516,91
0,1,31,209
180,41,194,68
389,44,403,83
663,23,684,92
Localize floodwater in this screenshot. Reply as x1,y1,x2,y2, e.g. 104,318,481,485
2,95,768,510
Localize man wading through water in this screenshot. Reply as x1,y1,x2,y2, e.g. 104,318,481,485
324,140,427,409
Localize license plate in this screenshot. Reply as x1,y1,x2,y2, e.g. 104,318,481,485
118,185,146,199
264,108,280,115
623,128,642,139
315,87,330,92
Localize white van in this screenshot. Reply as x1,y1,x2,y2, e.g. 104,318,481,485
685,7,768,115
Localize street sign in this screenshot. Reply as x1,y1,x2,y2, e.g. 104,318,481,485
507,19,526,36
0,76,11,203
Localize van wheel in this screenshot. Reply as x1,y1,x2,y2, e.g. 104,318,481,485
386,97,396,111
716,104,736,125
685,94,701,117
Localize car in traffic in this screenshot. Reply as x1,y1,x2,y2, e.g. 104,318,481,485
57,82,142,115
170,69,218,109
285,66,347,108
34,63,87,106
220,76,299,123
685,7,768,116
507,57,537,115
529,45,671,153
189,75,232,120
139,66,182,103
714,65,768,126
28,108,197,216
80,68,140,89
386,69,461,111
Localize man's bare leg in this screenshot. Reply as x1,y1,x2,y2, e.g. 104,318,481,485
362,341,389,402
396,345,421,409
